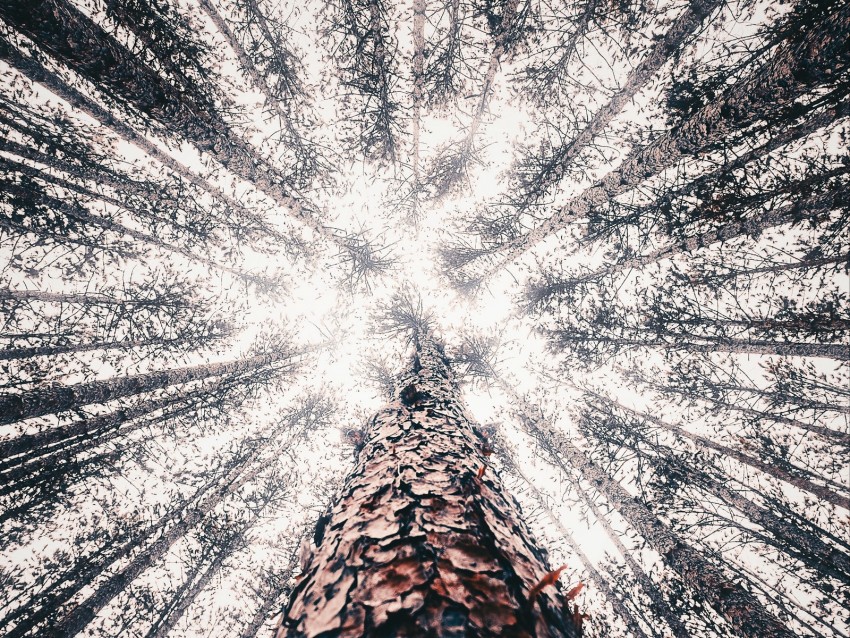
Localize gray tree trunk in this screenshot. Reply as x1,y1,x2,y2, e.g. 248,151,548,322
0,349,299,426
506,391,796,638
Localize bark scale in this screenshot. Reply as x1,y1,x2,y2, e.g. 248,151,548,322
279,334,579,637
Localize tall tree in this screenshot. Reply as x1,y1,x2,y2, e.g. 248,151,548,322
278,328,582,637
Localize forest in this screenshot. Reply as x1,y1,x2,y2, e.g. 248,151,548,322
0,0,847,635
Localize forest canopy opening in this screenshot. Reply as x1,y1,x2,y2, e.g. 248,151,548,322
0,0,847,636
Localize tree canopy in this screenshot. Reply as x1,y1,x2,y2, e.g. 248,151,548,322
0,0,847,636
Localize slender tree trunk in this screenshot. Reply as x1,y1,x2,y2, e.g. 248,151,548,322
692,252,850,286
239,552,300,638
431,0,518,196
485,1,850,272
2,167,278,286
278,333,580,637
0,349,299,426
0,117,285,244
518,0,722,209
504,391,796,638
543,185,846,288
497,396,689,638
552,328,850,361
0,334,202,362
0,373,254,465
144,510,263,638
1,436,256,637
50,406,312,637
0,33,317,249
0,151,223,249
580,387,850,510
411,0,425,209
618,365,850,445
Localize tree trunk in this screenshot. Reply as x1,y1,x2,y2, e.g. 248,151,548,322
0,33,311,249
496,391,689,638
0,335,197,362
618,365,850,445
49,403,312,637
278,333,580,637
0,349,299,426
505,392,796,638
552,328,850,362
544,185,846,289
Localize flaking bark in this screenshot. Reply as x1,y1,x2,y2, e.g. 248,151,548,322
279,334,579,637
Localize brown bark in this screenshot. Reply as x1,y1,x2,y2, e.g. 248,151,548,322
278,334,580,637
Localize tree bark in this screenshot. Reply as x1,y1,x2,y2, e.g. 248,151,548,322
278,333,580,637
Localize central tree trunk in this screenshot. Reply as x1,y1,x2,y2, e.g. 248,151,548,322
279,334,579,637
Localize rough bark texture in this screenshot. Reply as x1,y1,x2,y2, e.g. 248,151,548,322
279,334,580,637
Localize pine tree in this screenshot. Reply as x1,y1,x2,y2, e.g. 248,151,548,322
278,329,582,637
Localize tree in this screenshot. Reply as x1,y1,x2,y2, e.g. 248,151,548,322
278,328,582,637
1,0,848,635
